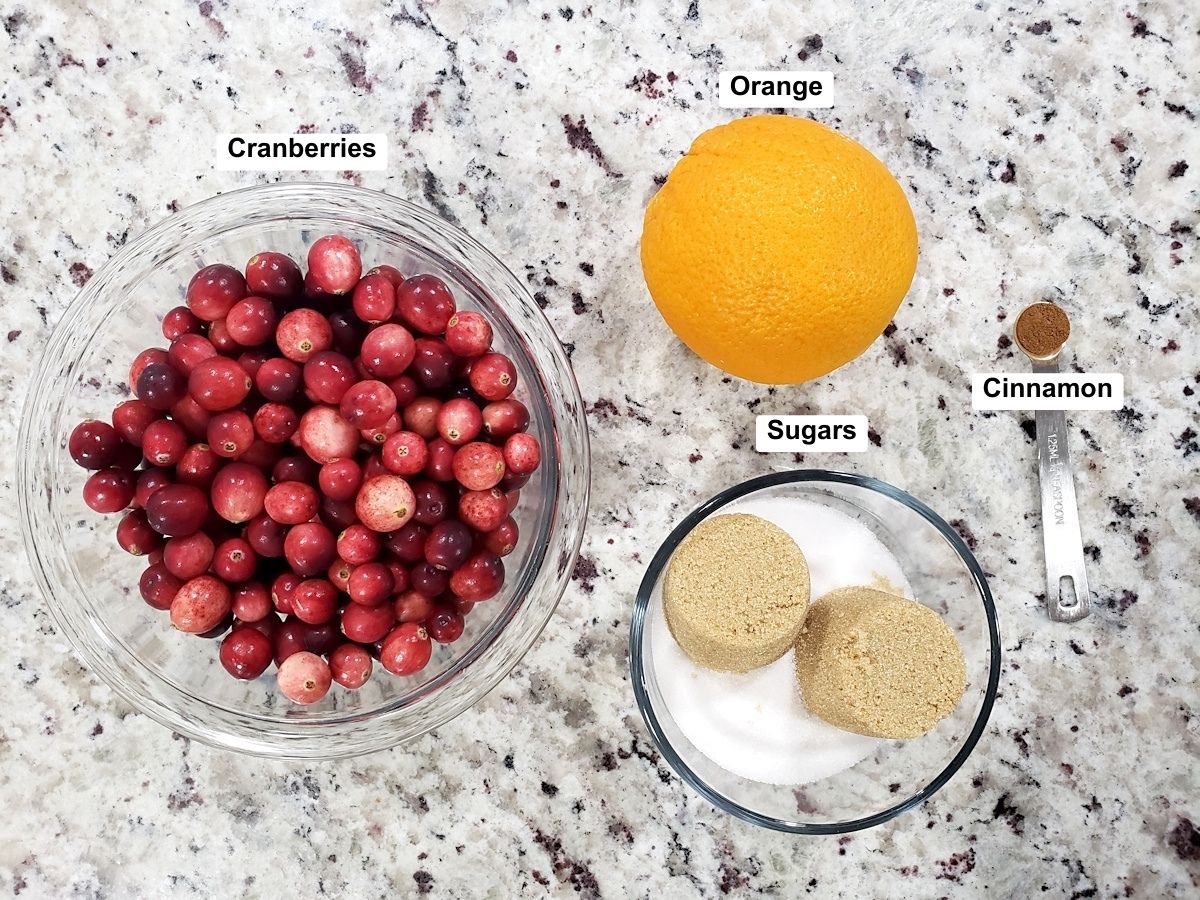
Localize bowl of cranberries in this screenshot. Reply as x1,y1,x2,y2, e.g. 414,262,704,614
18,183,589,757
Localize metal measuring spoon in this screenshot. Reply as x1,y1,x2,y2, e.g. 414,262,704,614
1014,302,1091,622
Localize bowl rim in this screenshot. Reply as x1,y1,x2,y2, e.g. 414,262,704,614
628,468,1001,834
18,181,591,757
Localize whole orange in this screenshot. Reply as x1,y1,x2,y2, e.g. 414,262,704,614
640,115,918,384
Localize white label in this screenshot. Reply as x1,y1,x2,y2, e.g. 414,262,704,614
755,415,868,453
216,133,388,171
971,374,1124,410
718,71,834,108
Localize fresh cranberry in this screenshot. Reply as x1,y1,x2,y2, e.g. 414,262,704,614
385,521,428,563
136,362,187,410
330,643,373,689
454,598,476,617
452,442,505,491
163,531,215,579
394,589,434,623
170,575,232,633
355,475,416,533
328,558,353,592
403,396,441,439
340,380,396,429
252,402,299,444
162,305,203,341
240,612,281,640
307,235,362,295
423,438,457,482
303,350,356,404
341,601,395,643
83,468,135,513
426,605,465,644
245,513,287,558
272,572,302,615
411,338,455,390
444,310,493,357
207,410,254,459
130,348,171,386
483,516,519,557
273,455,320,485
351,272,396,323
318,458,363,502
458,488,509,533
347,562,394,607
291,578,338,625
360,323,416,378
264,481,320,525
273,619,308,664
388,375,419,408
435,398,483,445
297,405,358,464
328,309,367,356
210,461,268,523
237,350,271,379
111,399,161,447
469,352,517,401
411,480,449,526
284,521,337,576
424,520,474,572
255,357,302,402
359,413,401,447
170,395,213,439
303,621,342,656
69,420,122,469
366,263,405,287
245,251,303,299
188,357,251,411
225,296,278,346
186,264,246,321
208,319,239,354
379,623,432,676
231,581,273,623
449,552,505,601
410,562,449,598
505,489,522,514
276,308,333,363
134,420,182,467
133,467,171,507
337,524,381,565
139,562,182,610
319,495,360,531
168,333,218,374
213,537,256,583
219,627,273,679
381,431,428,477
277,651,332,703
481,399,530,440
243,439,285,471
396,274,456,335
503,433,541,476
116,509,163,556
145,484,209,536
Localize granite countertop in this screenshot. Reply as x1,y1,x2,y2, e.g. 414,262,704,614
1,1,1196,896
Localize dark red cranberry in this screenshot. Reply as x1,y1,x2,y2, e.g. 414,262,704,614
188,358,251,411
211,536,255,583
291,578,338,625
135,467,174,508
69,420,122,469
208,320,239,354
423,438,457,482
426,605,465,643
225,296,278,347
449,552,504,601
186,264,246,321
245,251,303,299
170,395,213,440
273,618,309,665
318,458,363,502
207,410,254,459
482,516,519,557
163,530,215,579
351,272,396,323
328,309,368,356
339,380,396,429
388,374,419,407
385,521,427,563
379,623,432,676
284,521,337,576
245,513,287,558
176,443,220,489
145,484,209,536
236,350,270,379
411,338,455,390
303,351,357,404
117,508,163,556
255,357,302,402
396,274,456,335
273,455,319,485
83,468,135,513
366,263,405,286
111,399,161,447
130,348,171,386
168,333,218,374
347,562,394,607
302,621,342,656
231,581,273,623
424,520,473,571
136,362,187,410
337,523,381,565
341,601,395,643
481,399,530,440
411,480,449,526
220,627,273,679
162,305,204,341
359,413,401,447
139,562,183,610
410,561,449,598
330,643,373,689
271,572,302,615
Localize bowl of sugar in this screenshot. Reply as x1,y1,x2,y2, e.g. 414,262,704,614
628,470,1000,834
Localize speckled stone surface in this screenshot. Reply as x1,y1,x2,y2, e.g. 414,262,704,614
1,1,1197,897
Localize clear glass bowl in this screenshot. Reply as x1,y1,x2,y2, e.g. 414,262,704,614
19,183,590,759
629,470,1000,833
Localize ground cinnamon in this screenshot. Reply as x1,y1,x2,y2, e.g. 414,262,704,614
1015,302,1070,358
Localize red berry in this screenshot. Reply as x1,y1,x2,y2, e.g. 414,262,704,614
366,264,405,287
225,296,278,347
240,437,283,471
291,578,338,625
207,410,254,459
168,333,218,374
188,358,251,411
307,235,362,295
276,651,332,703
341,600,395,643
170,575,232,633
318,458,363,502
330,643,373,689
444,310,493,357
409,562,449,598
379,623,432,676
162,306,203,341
482,516,519,557
284,521,337,576
337,524,381,565
303,350,357,404
388,374,419,408
134,467,172,507
145,484,209,536
452,442,506,491
272,619,308,664
264,481,320,525
424,520,473,572
116,509,163,556
340,380,397,429
394,589,434,623
481,399,530,440
255,357,302,402
245,513,287,558
359,413,401,446
186,264,246,321
468,352,517,401
130,348,171,387
403,396,441,439
360,323,416,378
347,561,394,607
435,398,483,445
231,581,273,623
211,461,268,523
503,432,541,476
220,627,273,679
273,455,320,485
276,308,333,363
69,419,122,469
355,475,416,533
208,319,239,354
176,443,220,489
83,468,135,513
136,362,187,410
423,438,457,482
111,400,161,447
411,480,450,526
426,605,465,644
449,552,505,601
164,531,215,579
328,558,353,592
139,562,182,610
245,252,302,300
458,488,508,533
252,402,299,444
386,522,428,562
319,495,360,531
381,431,428,477
396,274,456,335
213,537,257,583
410,338,455,390
352,272,396,323
272,572,302,615
170,395,213,440
297,405,358,464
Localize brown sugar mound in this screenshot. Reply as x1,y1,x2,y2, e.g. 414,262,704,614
795,586,966,739
663,513,810,672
